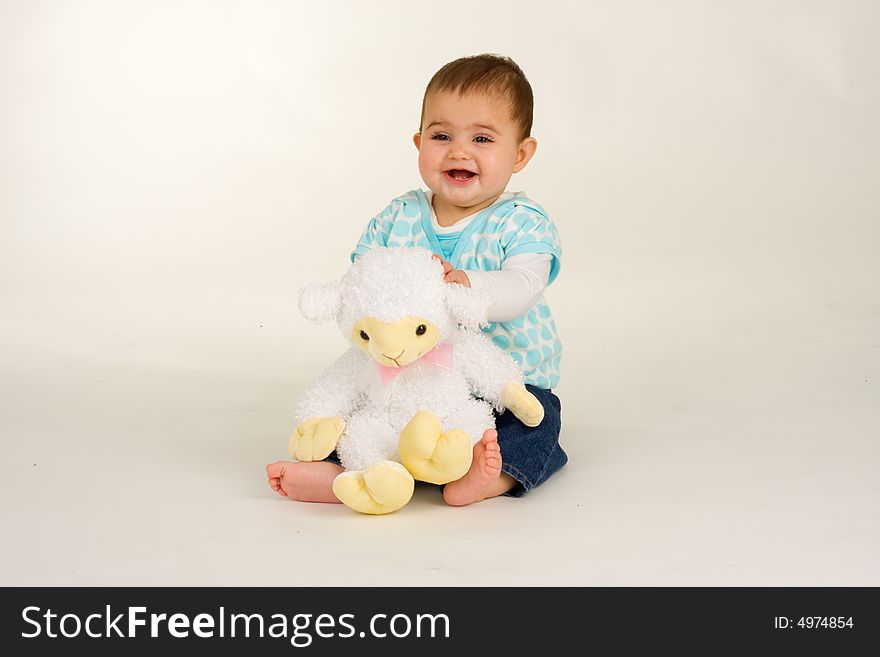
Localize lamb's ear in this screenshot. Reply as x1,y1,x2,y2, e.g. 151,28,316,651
445,283,490,332
298,281,342,323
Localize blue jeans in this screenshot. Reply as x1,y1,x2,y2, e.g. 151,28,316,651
324,385,567,498
493,385,567,497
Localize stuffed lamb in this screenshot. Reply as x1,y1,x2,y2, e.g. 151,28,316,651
291,246,544,514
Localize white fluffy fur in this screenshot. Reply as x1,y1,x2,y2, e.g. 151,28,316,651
294,247,524,472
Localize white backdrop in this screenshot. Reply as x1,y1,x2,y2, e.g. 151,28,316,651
1,0,878,585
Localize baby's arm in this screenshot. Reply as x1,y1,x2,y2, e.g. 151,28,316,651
351,195,409,262
467,253,551,322
440,253,552,322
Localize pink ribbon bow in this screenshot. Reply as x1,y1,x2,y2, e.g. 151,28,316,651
376,343,454,386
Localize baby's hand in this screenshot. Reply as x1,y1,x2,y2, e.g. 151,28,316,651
288,416,345,461
432,254,471,287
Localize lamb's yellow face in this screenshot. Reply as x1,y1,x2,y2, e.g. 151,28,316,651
352,316,440,367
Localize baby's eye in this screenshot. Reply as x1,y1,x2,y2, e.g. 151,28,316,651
430,133,450,141
415,324,427,336
474,135,493,143
360,330,369,341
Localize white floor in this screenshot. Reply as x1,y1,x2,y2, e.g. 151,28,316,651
2,258,877,587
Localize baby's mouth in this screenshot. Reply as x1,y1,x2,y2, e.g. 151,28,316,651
444,169,477,185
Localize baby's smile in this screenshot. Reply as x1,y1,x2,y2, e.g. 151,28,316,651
444,169,478,185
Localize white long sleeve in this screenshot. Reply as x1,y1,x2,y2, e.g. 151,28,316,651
465,253,552,322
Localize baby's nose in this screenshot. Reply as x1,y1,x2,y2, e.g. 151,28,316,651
449,143,472,159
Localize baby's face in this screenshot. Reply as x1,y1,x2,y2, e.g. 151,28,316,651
415,91,535,223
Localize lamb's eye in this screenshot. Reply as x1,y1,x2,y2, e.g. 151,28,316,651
415,324,427,336
359,330,369,341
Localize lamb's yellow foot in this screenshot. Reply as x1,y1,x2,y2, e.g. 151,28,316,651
288,416,345,462
398,411,472,485
331,461,414,515
501,383,544,427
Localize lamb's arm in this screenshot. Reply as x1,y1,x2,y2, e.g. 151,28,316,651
293,347,368,422
452,332,544,427
289,348,369,461
452,332,522,406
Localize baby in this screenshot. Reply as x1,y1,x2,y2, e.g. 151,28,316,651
268,53,567,506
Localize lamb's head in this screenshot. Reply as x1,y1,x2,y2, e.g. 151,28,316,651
298,247,489,368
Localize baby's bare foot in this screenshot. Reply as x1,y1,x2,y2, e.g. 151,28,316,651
266,460,344,503
267,460,292,497
443,429,513,506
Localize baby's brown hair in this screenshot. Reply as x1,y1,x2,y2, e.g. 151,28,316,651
419,54,534,142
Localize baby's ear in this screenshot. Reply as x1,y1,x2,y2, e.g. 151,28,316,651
298,281,342,323
445,284,490,332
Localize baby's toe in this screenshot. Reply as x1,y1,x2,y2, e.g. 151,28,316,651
266,462,286,478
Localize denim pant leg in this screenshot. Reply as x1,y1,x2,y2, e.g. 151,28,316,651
496,385,567,498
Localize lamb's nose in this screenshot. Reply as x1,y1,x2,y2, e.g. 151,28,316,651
381,349,405,366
